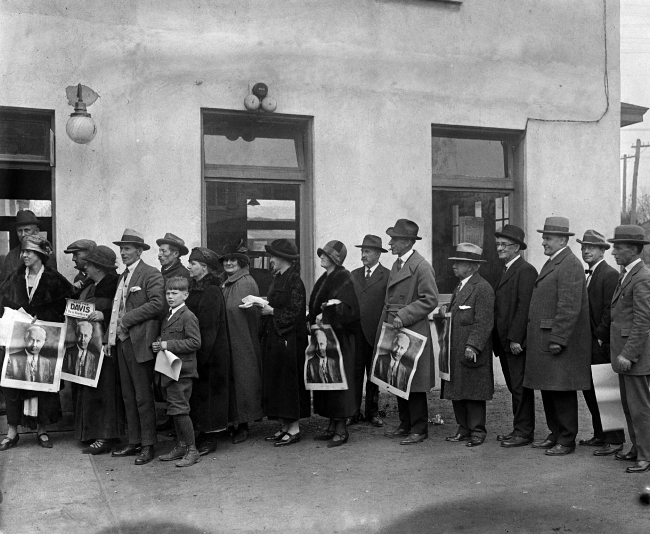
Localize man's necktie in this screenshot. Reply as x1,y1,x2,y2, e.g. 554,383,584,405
166,309,173,322
396,258,403,271
366,268,371,280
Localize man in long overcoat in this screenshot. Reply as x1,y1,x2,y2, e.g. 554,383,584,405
380,219,438,445
608,225,650,473
524,217,591,456
442,243,494,447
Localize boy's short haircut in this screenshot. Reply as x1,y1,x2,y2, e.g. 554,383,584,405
165,276,189,292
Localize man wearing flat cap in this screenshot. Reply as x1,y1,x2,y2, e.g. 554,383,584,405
608,225,650,473
442,243,495,447
576,230,626,456
492,225,538,448
0,209,57,282
524,217,591,457
379,219,438,445
156,233,190,281
351,235,390,427
108,229,165,466
63,239,97,295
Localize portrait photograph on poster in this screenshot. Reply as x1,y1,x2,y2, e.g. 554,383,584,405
60,317,105,388
0,317,66,393
304,324,348,391
432,311,452,381
370,322,427,399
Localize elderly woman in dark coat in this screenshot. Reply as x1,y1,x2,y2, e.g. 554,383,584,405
186,247,232,455
73,245,125,454
308,240,360,447
219,241,264,443
0,236,72,450
260,239,310,447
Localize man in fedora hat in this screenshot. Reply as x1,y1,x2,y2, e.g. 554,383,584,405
0,209,57,282
608,225,650,473
492,225,538,448
108,229,165,466
351,234,390,427
380,219,438,445
524,217,591,457
156,233,190,281
442,243,494,447
63,239,97,294
576,229,626,456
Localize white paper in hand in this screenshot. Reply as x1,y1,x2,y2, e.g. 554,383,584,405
154,350,182,381
239,295,268,308
0,308,35,345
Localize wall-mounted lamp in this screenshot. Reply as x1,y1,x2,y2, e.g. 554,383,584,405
243,82,277,113
66,83,99,144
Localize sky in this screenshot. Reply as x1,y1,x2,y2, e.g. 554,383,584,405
620,0,650,206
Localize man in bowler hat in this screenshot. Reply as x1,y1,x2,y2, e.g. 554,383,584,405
577,230,626,456
156,233,191,280
108,229,165,466
492,225,538,448
351,234,390,426
380,219,438,445
524,217,591,456
608,225,650,473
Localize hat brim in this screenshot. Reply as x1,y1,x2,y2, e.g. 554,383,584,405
576,239,610,250
354,244,388,252
606,238,650,245
536,230,575,236
493,232,527,250
448,256,486,263
155,239,189,256
219,252,249,263
386,228,422,240
86,259,118,270
317,248,343,266
264,244,299,260
113,240,151,251
63,247,84,254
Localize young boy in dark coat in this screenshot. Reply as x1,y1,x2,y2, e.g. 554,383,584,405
152,277,202,467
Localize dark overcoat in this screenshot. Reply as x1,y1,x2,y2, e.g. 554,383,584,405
161,260,191,281
219,267,264,424
351,263,390,345
308,266,360,419
610,260,650,376
523,248,591,391
587,260,618,365
261,264,310,419
442,272,495,400
377,250,438,392
186,273,232,432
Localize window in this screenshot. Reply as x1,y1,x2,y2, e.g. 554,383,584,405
431,125,523,295
202,110,312,294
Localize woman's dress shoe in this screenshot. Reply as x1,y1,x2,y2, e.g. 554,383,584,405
0,435,19,451
275,432,300,447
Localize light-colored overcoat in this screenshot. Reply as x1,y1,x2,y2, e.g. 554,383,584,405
378,250,439,392
523,247,591,391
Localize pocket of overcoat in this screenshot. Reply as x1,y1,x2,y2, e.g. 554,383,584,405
540,319,553,352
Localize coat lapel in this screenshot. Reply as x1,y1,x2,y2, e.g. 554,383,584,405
387,252,421,289
612,261,643,303
455,274,477,308
125,261,145,299
535,247,571,284
165,306,185,328
364,265,386,291
496,257,521,289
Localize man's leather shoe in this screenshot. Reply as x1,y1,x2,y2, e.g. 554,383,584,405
593,443,624,456
531,438,556,449
497,433,514,442
501,435,533,448
446,433,470,442
615,449,638,462
466,436,485,447
626,460,650,473
112,443,142,457
385,427,410,438
578,436,606,447
369,416,384,427
197,441,218,456
400,433,428,445
544,444,575,456
134,445,154,465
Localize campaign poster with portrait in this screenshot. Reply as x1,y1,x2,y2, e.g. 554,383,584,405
304,324,348,391
60,315,105,388
370,322,427,400
0,317,66,393
432,311,452,381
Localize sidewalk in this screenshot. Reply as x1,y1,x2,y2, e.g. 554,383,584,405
1,386,649,534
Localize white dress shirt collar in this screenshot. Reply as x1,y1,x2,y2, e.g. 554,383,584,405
398,249,414,264
168,302,185,319
505,255,521,271
549,246,568,261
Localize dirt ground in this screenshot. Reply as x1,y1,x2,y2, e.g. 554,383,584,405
1,385,649,534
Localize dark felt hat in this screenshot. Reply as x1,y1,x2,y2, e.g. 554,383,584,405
536,216,574,236
63,239,97,254
355,234,388,252
265,239,299,260
113,228,150,250
84,245,118,270
188,247,221,270
386,219,422,240
156,233,189,256
494,224,527,250
219,241,250,263
317,240,347,266
15,209,40,228
448,242,486,263
607,225,650,245
577,229,610,250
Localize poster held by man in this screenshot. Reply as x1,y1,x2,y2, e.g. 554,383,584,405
432,311,452,381
304,324,348,391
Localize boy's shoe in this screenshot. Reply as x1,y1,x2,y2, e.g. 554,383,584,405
176,448,201,467
159,445,186,461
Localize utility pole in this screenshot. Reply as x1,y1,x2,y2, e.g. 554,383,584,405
630,140,650,225
622,154,629,220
